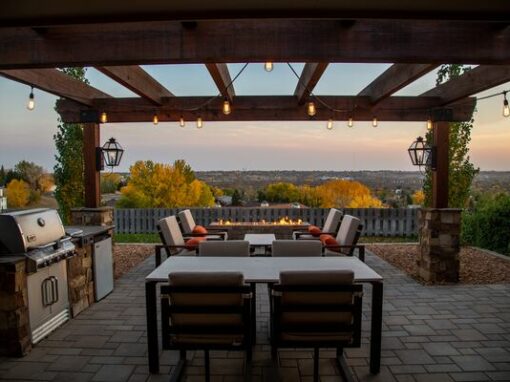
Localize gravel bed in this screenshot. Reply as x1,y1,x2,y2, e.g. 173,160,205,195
367,244,510,284
113,244,154,279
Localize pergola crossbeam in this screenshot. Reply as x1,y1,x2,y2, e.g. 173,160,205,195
0,68,111,105
205,64,235,102
358,64,438,105
421,65,510,105
96,66,173,105
294,63,329,104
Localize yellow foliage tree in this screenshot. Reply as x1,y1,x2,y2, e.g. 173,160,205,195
316,179,383,208
117,160,214,208
411,190,425,205
37,174,55,193
6,179,30,208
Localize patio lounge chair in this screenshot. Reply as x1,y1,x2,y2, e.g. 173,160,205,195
198,240,250,257
177,209,228,240
271,240,323,257
160,272,253,382
155,215,201,267
269,270,362,382
293,208,342,240
321,215,365,261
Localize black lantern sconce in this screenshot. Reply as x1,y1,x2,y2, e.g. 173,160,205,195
408,136,436,171
96,137,124,171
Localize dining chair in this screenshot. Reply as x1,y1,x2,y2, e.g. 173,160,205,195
271,240,323,257
293,208,342,240
177,209,228,240
321,214,365,261
198,240,250,257
269,270,362,382
160,271,253,382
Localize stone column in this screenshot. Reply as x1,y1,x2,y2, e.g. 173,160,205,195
417,208,461,283
70,207,114,226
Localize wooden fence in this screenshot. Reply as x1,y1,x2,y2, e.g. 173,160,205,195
114,207,419,237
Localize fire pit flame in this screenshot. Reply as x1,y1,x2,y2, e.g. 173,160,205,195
218,217,303,226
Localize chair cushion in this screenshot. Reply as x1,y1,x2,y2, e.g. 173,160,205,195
199,240,250,257
192,225,208,234
336,215,361,254
177,209,195,234
184,237,206,250
158,215,185,251
307,225,322,237
272,240,323,257
323,208,343,234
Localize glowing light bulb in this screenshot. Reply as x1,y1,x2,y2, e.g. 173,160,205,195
372,117,378,127
27,87,35,110
100,112,108,124
347,117,353,128
222,100,231,115
307,102,316,117
196,117,203,129
426,119,433,131
504,93,510,117
179,116,185,127
327,119,333,130
264,62,273,72
152,114,159,125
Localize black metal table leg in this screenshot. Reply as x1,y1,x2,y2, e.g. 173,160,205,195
250,283,256,344
370,281,383,374
146,280,159,373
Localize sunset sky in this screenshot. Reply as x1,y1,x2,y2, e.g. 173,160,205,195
1,64,509,173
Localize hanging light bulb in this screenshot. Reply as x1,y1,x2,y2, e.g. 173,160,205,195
222,100,231,115
327,119,334,130
307,102,316,117
196,117,203,129
152,114,159,125
179,116,185,127
100,112,108,124
503,92,510,117
264,62,273,72
372,117,378,127
426,119,433,131
347,117,354,128
27,87,35,110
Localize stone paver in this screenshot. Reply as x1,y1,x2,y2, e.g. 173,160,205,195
0,250,509,382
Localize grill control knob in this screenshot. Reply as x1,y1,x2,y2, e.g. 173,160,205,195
37,218,46,227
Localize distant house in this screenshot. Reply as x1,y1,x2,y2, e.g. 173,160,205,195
217,195,232,206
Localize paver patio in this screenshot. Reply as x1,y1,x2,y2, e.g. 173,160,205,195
0,251,509,382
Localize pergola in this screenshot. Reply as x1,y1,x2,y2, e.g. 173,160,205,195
1,0,510,210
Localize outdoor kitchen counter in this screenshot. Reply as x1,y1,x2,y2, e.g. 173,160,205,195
65,225,115,245
0,255,25,265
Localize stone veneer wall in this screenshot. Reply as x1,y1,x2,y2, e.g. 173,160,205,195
71,207,114,226
418,208,461,283
67,244,94,317
0,259,31,356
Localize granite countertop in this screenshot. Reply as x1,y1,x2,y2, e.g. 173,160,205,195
0,255,25,265
65,225,115,238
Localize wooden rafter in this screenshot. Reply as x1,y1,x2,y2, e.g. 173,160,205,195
294,63,328,105
358,64,438,105
421,65,510,105
96,66,173,105
56,96,476,123
205,64,235,102
0,68,111,105
1,20,510,69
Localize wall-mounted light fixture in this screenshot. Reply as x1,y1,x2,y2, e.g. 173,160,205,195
96,137,124,171
408,136,436,171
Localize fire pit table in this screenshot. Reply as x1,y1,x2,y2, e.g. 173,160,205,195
210,218,309,240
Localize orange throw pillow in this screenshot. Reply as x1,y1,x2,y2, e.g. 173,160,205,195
192,225,208,234
307,225,321,237
185,237,206,250
320,234,340,251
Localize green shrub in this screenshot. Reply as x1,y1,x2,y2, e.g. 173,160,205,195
462,193,510,255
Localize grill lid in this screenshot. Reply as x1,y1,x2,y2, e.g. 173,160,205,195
0,208,65,254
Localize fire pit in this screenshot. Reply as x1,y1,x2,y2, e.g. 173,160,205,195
210,217,309,240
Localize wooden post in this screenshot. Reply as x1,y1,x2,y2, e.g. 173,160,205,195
432,121,449,208
83,123,100,208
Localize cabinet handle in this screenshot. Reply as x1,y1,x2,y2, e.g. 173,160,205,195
50,276,59,304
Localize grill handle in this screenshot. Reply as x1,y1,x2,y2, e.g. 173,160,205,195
50,276,59,304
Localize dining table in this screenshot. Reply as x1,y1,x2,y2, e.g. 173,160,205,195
145,255,383,375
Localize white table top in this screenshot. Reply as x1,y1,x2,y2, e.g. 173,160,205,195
146,256,383,283
244,233,276,246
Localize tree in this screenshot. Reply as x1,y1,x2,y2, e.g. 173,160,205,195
6,179,30,208
173,159,196,183
316,179,383,208
37,174,55,193
231,189,242,206
0,165,5,186
53,68,87,223
423,65,479,208
264,182,301,203
412,190,425,205
14,160,44,190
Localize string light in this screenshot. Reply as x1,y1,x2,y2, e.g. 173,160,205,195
179,116,185,127
503,92,510,117
27,87,35,110
196,117,203,129
347,117,354,128
327,119,334,130
152,114,159,125
264,62,273,72
307,102,317,117
222,100,231,115
372,117,378,127
100,112,108,124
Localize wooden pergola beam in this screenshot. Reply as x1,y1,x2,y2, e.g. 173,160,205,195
56,96,476,123
0,68,111,105
96,66,173,105
421,65,510,105
358,64,438,105
294,63,329,105
1,20,510,69
205,64,235,102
